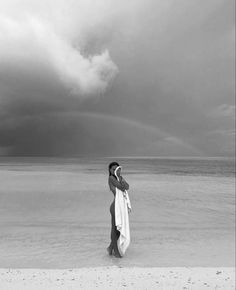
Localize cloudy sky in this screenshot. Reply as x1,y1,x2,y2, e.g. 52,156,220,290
0,0,235,157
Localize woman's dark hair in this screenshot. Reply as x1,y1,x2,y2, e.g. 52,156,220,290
108,161,119,177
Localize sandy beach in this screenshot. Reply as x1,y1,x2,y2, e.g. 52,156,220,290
0,266,235,290
0,157,235,289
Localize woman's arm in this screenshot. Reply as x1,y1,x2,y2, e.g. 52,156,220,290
109,176,126,192
120,176,129,190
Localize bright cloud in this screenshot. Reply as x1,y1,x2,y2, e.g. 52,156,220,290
0,0,118,98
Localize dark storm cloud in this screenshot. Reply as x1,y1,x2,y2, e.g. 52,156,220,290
0,0,118,100
0,112,204,156
0,0,234,156
96,0,235,156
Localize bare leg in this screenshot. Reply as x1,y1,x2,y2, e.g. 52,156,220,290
109,201,122,258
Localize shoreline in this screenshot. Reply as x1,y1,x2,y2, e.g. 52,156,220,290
0,266,235,290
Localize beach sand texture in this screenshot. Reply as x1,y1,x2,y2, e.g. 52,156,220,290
0,267,235,290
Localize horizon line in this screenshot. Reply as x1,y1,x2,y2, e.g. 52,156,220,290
0,155,234,159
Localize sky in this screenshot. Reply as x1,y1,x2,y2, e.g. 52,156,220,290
0,0,235,157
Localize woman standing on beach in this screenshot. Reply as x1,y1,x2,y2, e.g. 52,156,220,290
107,162,129,258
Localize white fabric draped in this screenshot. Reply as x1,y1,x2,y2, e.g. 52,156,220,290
115,187,131,256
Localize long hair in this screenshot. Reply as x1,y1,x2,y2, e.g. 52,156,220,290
108,161,119,179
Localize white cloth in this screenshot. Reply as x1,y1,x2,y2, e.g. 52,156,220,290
115,187,131,256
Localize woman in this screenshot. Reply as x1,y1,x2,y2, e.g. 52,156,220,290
107,162,129,258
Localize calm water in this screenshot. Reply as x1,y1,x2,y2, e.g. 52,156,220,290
0,156,234,177
0,157,235,268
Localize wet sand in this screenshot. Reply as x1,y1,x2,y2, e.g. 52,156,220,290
0,157,235,289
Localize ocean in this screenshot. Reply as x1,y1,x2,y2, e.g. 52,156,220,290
0,157,235,268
